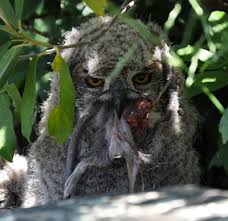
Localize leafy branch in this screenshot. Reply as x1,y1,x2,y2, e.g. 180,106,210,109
0,0,137,161
1,0,137,60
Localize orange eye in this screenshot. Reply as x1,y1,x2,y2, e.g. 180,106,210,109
132,73,151,85
86,77,104,87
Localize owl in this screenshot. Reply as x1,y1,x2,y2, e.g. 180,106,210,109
22,16,200,207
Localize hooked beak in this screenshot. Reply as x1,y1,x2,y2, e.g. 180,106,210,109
111,80,127,118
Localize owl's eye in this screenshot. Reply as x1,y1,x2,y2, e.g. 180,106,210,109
132,73,151,85
85,77,104,87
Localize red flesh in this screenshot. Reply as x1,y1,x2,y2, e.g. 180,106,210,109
126,98,152,131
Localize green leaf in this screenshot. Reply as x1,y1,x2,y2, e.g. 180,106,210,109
4,83,21,121
110,43,138,81
0,93,16,161
84,0,107,16
20,56,38,142
186,71,228,97
48,107,71,143
208,11,225,22
164,2,182,32
122,17,160,45
21,0,41,20
8,60,27,89
176,46,213,62
0,46,22,89
48,55,75,144
208,10,228,48
15,0,24,21
0,0,18,28
219,108,228,144
210,143,228,172
0,41,12,58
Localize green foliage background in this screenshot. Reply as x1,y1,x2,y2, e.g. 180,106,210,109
0,0,228,184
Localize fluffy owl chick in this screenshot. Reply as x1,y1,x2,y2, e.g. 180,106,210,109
22,16,200,207
0,155,27,208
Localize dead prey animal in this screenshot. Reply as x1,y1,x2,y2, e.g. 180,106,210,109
64,100,152,199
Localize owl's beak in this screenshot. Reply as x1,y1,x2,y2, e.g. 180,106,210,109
111,81,127,118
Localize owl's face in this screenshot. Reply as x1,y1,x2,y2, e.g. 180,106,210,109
74,59,165,106
63,17,175,197
68,18,170,141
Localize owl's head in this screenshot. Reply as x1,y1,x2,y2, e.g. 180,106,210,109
62,16,181,134
62,17,184,196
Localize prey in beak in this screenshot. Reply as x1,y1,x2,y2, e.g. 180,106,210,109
109,111,145,193
109,80,143,192
64,80,152,199
109,80,152,193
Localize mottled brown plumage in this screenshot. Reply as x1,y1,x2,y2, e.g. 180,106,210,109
22,16,200,207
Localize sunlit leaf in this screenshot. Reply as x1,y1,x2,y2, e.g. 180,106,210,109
4,83,21,121
122,17,160,45
208,11,225,22
110,43,138,81
167,51,188,74
211,22,228,34
208,10,228,48
176,46,213,62
164,2,182,32
197,48,213,62
0,93,16,161
0,46,22,89
84,0,107,16
15,0,24,21
0,0,18,28
186,71,228,97
20,56,38,142
219,108,228,144
188,0,203,16
48,55,75,144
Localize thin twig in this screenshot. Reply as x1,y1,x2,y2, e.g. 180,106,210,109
58,0,136,50
17,0,137,60
153,72,178,107
19,48,56,60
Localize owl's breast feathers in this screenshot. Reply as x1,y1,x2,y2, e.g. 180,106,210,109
64,96,155,197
